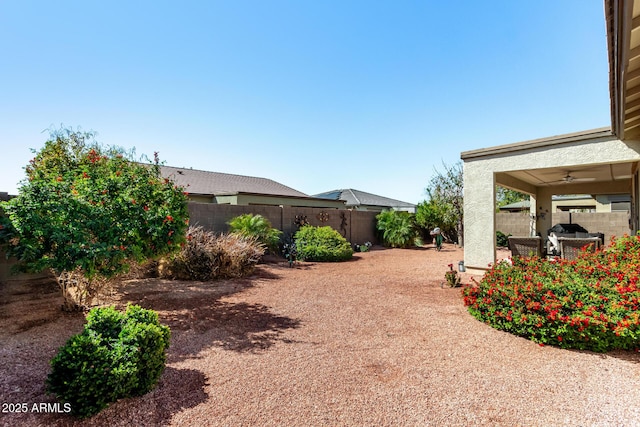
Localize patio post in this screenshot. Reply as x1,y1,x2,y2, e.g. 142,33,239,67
534,187,553,241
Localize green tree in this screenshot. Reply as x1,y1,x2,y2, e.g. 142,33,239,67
496,186,529,211
375,210,417,248
416,161,463,245
0,128,189,310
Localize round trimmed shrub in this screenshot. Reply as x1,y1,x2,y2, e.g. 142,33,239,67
294,225,353,262
47,305,170,418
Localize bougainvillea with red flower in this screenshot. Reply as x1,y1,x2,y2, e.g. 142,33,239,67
0,128,189,310
462,234,640,352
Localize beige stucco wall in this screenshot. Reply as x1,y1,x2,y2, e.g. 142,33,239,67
211,194,345,208
463,134,640,274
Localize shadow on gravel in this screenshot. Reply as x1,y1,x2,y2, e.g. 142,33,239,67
577,349,640,364
37,367,209,427
113,265,301,358
167,300,301,358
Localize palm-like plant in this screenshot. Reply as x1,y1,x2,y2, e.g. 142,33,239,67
375,210,417,248
227,214,282,253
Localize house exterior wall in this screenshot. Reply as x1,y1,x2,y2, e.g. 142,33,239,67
187,194,213,203
463,161,496,270
463,135,640,273
211,194,346,208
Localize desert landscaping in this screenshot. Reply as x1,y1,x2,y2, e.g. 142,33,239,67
2,245,640,426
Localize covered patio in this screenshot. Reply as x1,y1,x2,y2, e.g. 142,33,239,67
461,0,640,274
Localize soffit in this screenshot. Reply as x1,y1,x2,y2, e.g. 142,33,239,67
499,162,634,188
619,0,640,138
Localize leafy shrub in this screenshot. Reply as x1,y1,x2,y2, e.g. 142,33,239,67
294,226,353,262
227,214,282,253
462,234,640,352
0,128,189,311
47,305,170,418
159,226,264,280
376,210,417,248
496,230,511,247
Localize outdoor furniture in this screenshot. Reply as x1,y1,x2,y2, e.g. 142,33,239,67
508,236,543,258
558,237,600,261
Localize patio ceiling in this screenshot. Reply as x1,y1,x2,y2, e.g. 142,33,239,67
499,162,635,189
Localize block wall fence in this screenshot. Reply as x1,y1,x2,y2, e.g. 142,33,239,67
496,211,630,245
1,206,630,282
187,202,380,246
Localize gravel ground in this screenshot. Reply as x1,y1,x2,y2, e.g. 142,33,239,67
2,244,640,426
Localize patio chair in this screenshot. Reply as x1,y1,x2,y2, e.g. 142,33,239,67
508,236,543,258
558,237,600,261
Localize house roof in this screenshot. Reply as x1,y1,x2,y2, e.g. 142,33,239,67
313,188,415,209
460,127,614,160
159,165,309,198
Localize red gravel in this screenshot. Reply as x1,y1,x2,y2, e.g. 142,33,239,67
2,244,640,426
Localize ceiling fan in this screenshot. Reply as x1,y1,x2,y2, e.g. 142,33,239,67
544,171,596,185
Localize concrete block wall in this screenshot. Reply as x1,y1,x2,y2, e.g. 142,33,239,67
1,203,380,282
495,212,531,237
552,212,630,244
496,211,630,244
187,202,380,245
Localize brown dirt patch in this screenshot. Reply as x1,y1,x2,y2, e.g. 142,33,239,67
2,244,640,426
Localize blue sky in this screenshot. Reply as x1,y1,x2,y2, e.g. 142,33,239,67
1,1,610,204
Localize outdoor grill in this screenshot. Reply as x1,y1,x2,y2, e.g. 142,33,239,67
545,223,605,257
547,223,588,236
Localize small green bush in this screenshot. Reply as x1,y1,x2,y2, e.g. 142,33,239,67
227,214,282,253
294,226,353,262
159,226,264,280
496,230,511,247
462,234,640,352
47,305,170,418
375,210,417,248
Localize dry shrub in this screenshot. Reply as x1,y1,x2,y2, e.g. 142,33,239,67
159,226,265,281
212,233,265,278
56,268,113,311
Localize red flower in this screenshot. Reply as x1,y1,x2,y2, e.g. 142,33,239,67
166,215,173,222
131,199,136,205
143,205,149,211
557,336,563,342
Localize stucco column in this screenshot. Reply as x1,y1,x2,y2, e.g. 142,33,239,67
463,162,496,273
534,187,553,239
